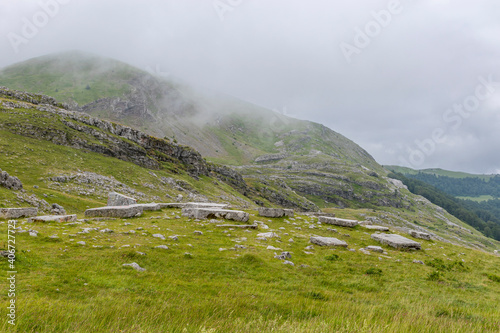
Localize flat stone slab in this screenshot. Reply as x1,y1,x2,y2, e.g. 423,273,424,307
131,203,161,211
28,214,77,223
310,236,348,247
365,245,384,253
0,207,38,219
409,230,431,240
108,192,137,206
371,233,421,250
362,225,389,231
85,205,143,218
159,202,229,209
181,208,249,222
216,224,258,229
318,216,358,227
258,207,294,218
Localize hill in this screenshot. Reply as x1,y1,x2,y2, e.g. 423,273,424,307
1,86,500,332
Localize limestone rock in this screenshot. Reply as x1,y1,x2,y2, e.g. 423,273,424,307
159,202,229,209
131,203,161,211
181,208,249,222
365,245,384,253
0,207,38,219
362,225,389,231
318,216,358,227
310,236,348,247
371,233,421,250
258,207,294,218
51,203,66,215
409,230,431,240
0,169,23,190
107,192,137,206
122,262,146,272
152,234,166,240
85,205,143,218
257,232,280,238
28,215,77,223
155,245,169,250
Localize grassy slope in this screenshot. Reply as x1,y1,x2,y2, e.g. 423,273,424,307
1,209,500,332
0,51,138,105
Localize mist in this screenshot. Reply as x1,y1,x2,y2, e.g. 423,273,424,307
1,0,499,174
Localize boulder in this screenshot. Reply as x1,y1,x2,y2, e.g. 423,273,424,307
0,169,23,190
371,233,421,250
318,216,358,227
0,207,38,219
107,192,137,206
258,207,294,218
181,208,249,222
310,236,348,247
122,262,146,272
28,214,77,223
85,205,143,218
257,232,280,238
365,245,384,253
362,225,389,231
130,203,161,211
51,203,66,215
409,230,431,240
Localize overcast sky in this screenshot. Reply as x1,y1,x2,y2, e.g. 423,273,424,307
1,0,499,174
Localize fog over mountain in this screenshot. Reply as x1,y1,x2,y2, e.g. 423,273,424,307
1,0,499,174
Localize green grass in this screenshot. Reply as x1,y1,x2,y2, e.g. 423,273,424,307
1,210,500,332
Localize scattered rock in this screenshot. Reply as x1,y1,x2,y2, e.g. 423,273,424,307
365,245,384,253
51,203,66,215
28,215,77,223
258,207,294,218
267,245,282,251
371,233,421,250
76,241,86,246
152,234,166,240
412,259,424,264
193,231,203,235
409,230,431,241
155,245,169,250
318,216,358,227
274,252,292,260
257,232,280,238
283,260,294,266
122,262,146,272
168,235,179,241
310,236,348,247
100,228,114,233
0,169,23,190
182,208,249,222
362,225,389,231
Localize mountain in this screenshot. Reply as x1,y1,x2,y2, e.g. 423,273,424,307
2,52,500,250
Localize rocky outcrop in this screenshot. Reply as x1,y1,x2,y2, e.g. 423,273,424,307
409,230,431,240
0,168,23,190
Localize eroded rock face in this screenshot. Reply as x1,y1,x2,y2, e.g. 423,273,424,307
108,192,137,206
181,208,249,222
258,207,294,218
0,169,23,190
310,236,348,247
0,207,37,219
85,205,143,218
371,233,421,250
